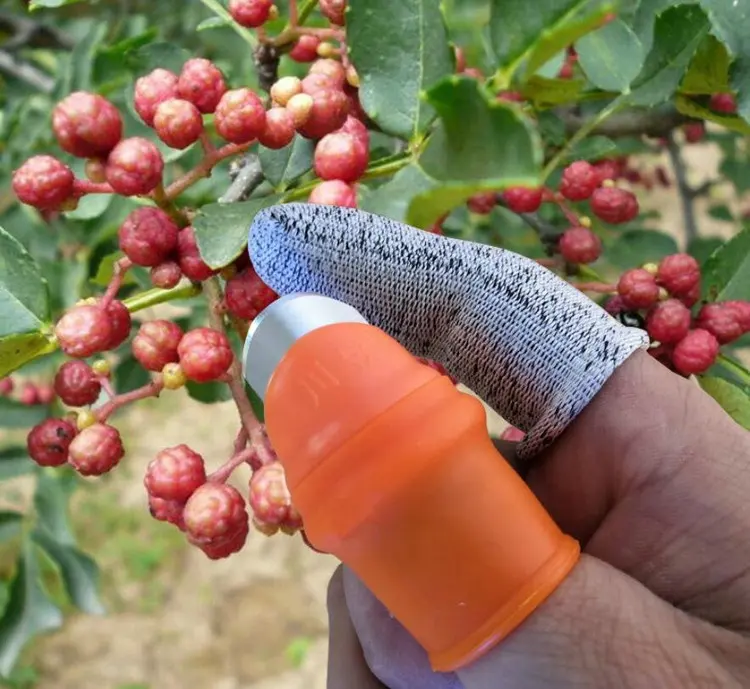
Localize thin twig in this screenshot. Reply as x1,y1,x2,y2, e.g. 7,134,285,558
0,50,54,92
559,104,693,139
0,10,74,51
219,154,264,203
665,131,699,245
164,142,253,200
96,379,164,422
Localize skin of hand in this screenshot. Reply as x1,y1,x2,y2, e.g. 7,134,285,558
327,348,750,688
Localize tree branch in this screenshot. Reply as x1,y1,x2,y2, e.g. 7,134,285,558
665,130,699,245
560,104,693,139
220,154,265,203
0,50,54,92
0,10,74,51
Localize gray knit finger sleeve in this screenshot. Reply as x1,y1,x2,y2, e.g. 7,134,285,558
248,203,649,460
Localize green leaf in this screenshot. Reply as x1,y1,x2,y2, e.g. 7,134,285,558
63,193,114,222
680,33,732,95
359,164,438,223
31,530,105,616
675,95,750,135
629,5,710,107
520,76,586,107
575,17,644,92
0,227,51,339
193,196,281,270
29,0,84,8
0,399,49,429
490,0,586,73
348,0,454,140
126,42,190,75
607,229,679,269
0,513,23,544
91,253,138,289
565,135,617,162
184,380,232,404
407,77,541,227
707,205,733,222
0,334,58,381
629,0,676,54
197,16,231,31
688,235,724,265
33,471,77,546
113,355,151,394
258,136,315,190
524,4,614,78
696,0,750,123
0,448,35,482
699,376,750,430
56,21,108,97
701,225,750,302
0,542,63,679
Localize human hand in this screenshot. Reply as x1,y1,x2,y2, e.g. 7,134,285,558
248,204,750,689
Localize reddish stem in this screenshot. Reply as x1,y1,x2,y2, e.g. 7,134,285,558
207,447,255,483
96,378,164,422
536,257,557,268
100,257,133,307
199,131,217,156
573,281,617,293
289,0,298,26
296,26,342,39
164,142,253,200
553,197,581,225
98,375,117,400
234,427,249,454
74,179,114,195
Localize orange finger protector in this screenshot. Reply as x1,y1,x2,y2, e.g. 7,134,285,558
246,296,581,672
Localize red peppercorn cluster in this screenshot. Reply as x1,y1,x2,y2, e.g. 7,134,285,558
607,254,750,376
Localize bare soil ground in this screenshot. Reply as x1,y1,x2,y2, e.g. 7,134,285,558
8,139,739,689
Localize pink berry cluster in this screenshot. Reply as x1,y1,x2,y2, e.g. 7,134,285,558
145,445,301,560
606,254,750,376
0,376,56,406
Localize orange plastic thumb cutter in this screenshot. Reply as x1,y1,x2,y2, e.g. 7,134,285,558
242,293,581,672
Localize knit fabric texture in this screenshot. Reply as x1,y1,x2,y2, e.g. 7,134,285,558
248,203,649,460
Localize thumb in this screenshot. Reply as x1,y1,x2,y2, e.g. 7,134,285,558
342,558,710,689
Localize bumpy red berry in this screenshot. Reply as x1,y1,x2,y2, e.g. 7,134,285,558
153,99,204,149
590,186,639,224
617,268,660,310
12,156,75,210
558,226,601,264
52,92,122,158
696,303,744,344
290,35,320,62
314,131,368,182
0,378,13,396
177,226,217,282
301,72,340,96
56,304,112,358
592,159,621,185
249,462,297,527
178,328,234,382
151,261,182,289
27,418,76,467
499,425,525,442
118,207,179,267
177,58,227,114
309,59,347,89
229,0,273,27
337,115,369,152
656,253,700,297
559,160,598,201
132,320,184,372
54,360,101,407
134,68,179,126
646,299,691,344
502,187,543,213
214,88,267,144
183,482,248,543
308,179,356,207
225,267,278,321
258,107,296,149
144,444,207,503
320,0,346,24
467,192,497,214
724,300,750,333
198,522,249,559
672,329,719,376
709,92,736,114
297,89,349,139
149,495,186,529
102,299,132,349
683,122,706,143
68,423,124,476
105,137,164,196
